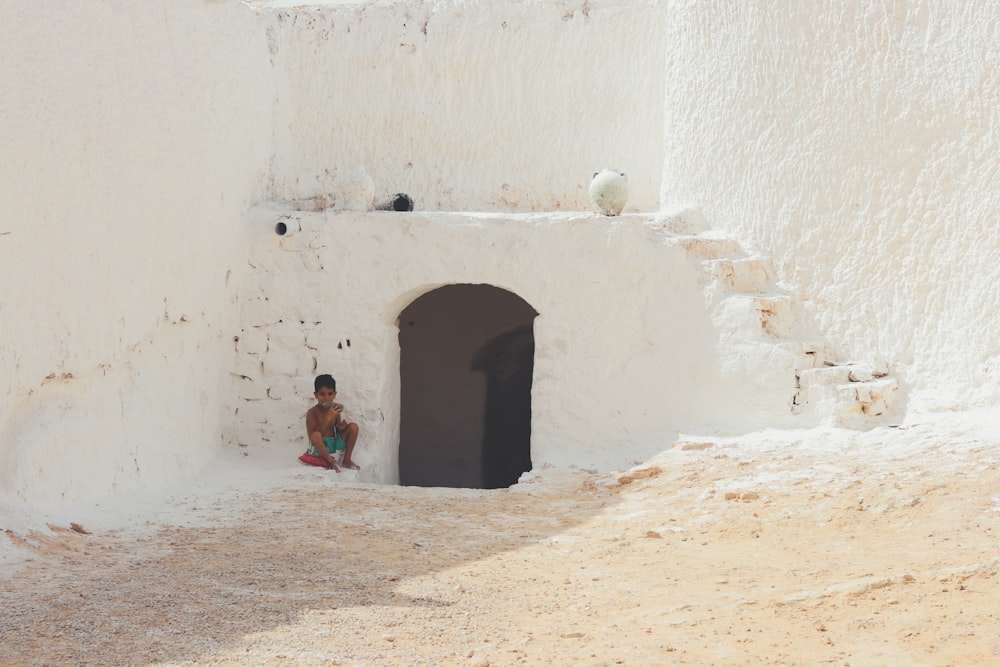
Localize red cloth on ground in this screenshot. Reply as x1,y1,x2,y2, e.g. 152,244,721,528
298,452,333,469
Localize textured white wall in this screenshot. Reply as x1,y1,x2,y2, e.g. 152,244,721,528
5,0,996,514
2,0,672,511
232,209,726,480
660,1,1000,410
0,1,273,510
256,0,667,213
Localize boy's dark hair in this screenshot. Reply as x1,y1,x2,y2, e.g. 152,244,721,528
314,374,336,392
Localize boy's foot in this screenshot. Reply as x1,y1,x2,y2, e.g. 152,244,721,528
341,459,360,470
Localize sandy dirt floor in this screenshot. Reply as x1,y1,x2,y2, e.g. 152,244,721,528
2,417,1000,666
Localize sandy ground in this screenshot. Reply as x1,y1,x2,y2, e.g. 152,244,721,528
3,413,1000,667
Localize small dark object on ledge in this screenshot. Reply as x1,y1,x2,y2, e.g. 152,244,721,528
375,193,414,212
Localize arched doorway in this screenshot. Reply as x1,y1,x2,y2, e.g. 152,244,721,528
398,284,538,488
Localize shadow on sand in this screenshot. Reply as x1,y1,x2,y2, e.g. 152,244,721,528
0,471,619,665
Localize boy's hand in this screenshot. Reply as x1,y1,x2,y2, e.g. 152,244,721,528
316,405,343,433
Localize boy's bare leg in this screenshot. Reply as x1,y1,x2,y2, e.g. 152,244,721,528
340,422,361,470
313,440,340,472
323,449,340,472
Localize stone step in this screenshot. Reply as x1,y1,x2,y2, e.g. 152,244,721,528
842,377,897,407
703,257,772,293
793,373,898,426
680,229,899,428
718,294,797,338
798,362,889,388
834,377,898,426
757,295,796,338
773,340,830,371
671,235,741,260
844,360,890,382
798,365,852,388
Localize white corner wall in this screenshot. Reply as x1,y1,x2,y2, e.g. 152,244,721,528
7,0,999,514
2,0,675,512
0,2,274,511
660,2,1000,409
257,0,667,212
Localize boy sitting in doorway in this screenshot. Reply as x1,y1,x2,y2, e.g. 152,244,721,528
302,374,361,471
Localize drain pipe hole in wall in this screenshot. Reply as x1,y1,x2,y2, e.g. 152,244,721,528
275,219,301,236
376,193,414,212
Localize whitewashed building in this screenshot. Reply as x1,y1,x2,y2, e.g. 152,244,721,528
1,2,997,509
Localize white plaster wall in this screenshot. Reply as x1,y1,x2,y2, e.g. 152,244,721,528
2,0,676,512
0,2,273,511
233,208,802,481
660,2,1000,410
254,0,667,213
9,0,998,513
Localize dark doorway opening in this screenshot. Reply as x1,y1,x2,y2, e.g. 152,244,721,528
398,284,538,488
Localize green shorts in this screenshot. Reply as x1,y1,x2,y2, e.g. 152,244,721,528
309,435,346,456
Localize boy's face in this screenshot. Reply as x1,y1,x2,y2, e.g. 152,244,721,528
314,387,336,408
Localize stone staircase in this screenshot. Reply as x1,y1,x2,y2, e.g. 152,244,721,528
666,229,898,428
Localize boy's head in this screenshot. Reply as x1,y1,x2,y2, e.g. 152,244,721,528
314,374,336,393
314,374,337,407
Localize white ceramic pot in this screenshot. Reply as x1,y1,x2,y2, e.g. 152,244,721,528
589,169,628,216
337,165,375,212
